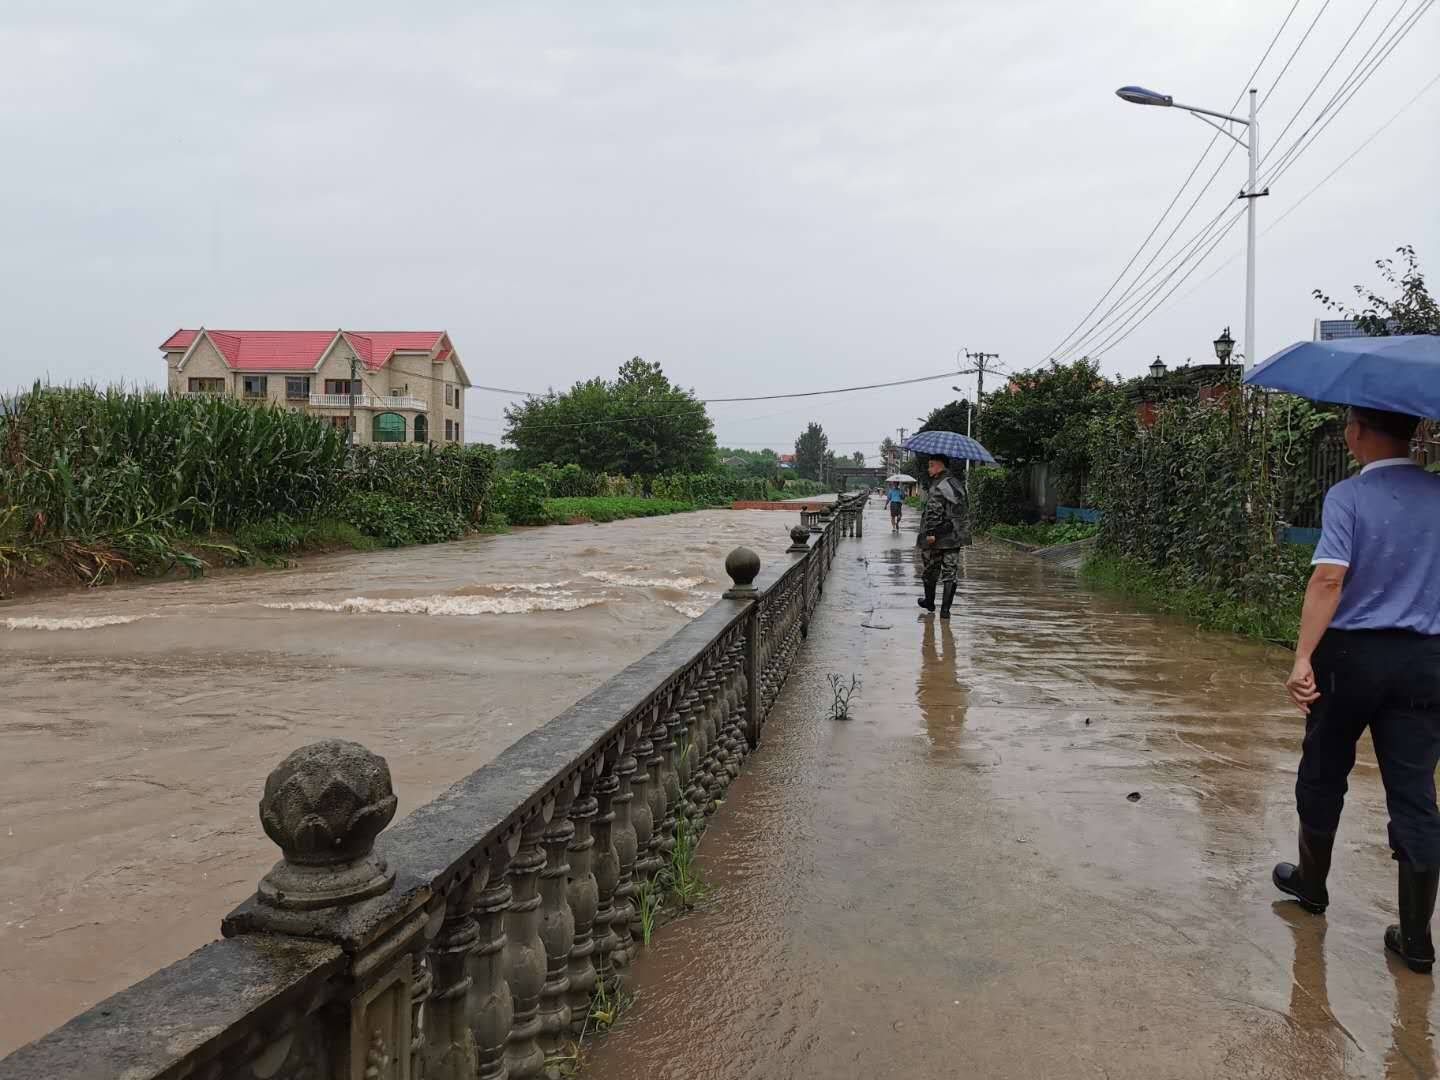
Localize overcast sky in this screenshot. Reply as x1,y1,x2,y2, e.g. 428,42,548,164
2,0,1435,461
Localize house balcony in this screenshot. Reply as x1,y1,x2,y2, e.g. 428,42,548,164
308,394,428,411
180,391,229,399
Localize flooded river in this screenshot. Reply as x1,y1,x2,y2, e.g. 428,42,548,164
586,507,1437,1079
0,510,792,1055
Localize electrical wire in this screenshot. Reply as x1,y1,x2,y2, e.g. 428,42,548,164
1039,0,1305,364
1074,0,1433,361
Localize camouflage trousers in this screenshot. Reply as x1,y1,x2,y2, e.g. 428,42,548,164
921,548,960,586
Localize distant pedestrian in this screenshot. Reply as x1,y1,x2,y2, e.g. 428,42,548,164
1272,406,1440,974
916,455,971,619
887,483,904,532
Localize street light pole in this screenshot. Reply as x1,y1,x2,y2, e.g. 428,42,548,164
1243,87,1259,374
1115,85,1268,372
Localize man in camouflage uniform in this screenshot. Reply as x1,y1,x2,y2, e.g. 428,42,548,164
917,455,972,618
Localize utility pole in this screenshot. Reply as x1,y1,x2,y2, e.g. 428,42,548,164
958,349,1003,441
348,354,358,448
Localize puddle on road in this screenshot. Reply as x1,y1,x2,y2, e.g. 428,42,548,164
587,510,1436,1080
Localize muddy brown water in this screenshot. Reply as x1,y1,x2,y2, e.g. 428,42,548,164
584,506,1437,1079
0,510,794,1056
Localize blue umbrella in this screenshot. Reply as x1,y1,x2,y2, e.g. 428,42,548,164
1244,335,1440,419
901,430,997,464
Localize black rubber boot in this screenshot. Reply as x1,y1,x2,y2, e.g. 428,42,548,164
917,579,937,612
939,583,957,619
1273,826,1334,914
1385,863,1438,974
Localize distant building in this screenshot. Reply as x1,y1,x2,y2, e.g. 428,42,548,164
161,328,471,445
1313,317,1399,341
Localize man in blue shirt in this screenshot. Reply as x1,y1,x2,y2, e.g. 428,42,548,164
887,482,905,533
1273,406,1440,974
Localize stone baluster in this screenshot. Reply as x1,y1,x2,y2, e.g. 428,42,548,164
505,801,552,1079
683,668,711,831
609,733,639,970
473,839,517,1080
591,740,622,989
427,873,484,1080
538,776,579,1053
630,709,659,888
674,680,701,836
727,639,750,771
712,642,739,785
411,925,436,1080
645,695,674,870
660,683,688,855
565,760,600,1031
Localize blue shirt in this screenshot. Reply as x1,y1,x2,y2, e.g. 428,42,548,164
1313,459,1440,635
887,488,904,503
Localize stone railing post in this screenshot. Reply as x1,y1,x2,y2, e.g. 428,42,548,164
643,699,672,872
249,739,425,1080
504,800,552,1079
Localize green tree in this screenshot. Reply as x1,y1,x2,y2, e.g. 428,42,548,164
850,451,865,466
718,447,781,481
1314,245,1439,336
504,357,716,475
794,422,828,480
879,436,899,472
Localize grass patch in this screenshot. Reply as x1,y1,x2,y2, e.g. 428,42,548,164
542,497,697,524
1081,551,1304,646
989,521,1099,546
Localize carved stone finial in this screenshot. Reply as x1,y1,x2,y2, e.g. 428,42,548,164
786,525,810,553
723,546,761,598
257,739,397,911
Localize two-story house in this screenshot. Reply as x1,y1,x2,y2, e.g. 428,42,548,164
161,328,471,445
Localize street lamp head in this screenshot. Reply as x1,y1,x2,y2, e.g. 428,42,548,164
1149,355,1168,379
1116,85,1174,107
1213,326,1235,365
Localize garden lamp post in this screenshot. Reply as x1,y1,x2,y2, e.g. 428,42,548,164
1115,85,1266,373
1213,326,1235,366
1149,356,1168,379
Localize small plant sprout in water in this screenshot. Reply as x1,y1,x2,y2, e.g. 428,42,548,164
664,814,711,911
827,674,861,720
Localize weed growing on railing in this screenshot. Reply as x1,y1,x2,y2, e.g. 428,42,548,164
543,975,640,1077
827,674,861,720
636,878,662,946
664,814,711,911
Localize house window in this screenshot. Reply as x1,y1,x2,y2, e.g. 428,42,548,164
286,376,311,400
242,375,268,398
373,412,406,443
328,416,354,433
453,420,461,442
445,419,453,441
414,414,429,443
324,379,359,397
453,388,461,411
187,378,224,394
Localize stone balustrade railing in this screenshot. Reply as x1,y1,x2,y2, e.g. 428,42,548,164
0,493,868,1080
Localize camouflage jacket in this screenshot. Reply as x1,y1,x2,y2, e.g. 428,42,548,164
918,470,972,550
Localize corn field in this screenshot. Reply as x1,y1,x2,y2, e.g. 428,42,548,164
1,386,496,583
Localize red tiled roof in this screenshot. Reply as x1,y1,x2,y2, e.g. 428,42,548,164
160,329,448,372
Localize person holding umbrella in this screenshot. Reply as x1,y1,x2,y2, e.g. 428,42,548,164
915,455,971,618
901,431,994,619
1247,336,1440,974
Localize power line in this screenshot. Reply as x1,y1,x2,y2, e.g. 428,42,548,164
1076,1,1434,362
1039,0,1305,365
1173,68,1440,302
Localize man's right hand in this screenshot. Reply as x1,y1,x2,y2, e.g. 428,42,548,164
926,535,936,546
1286,656,1321,715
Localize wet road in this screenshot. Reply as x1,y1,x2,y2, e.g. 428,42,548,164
0,510,793,1055
588,504,1437,1079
